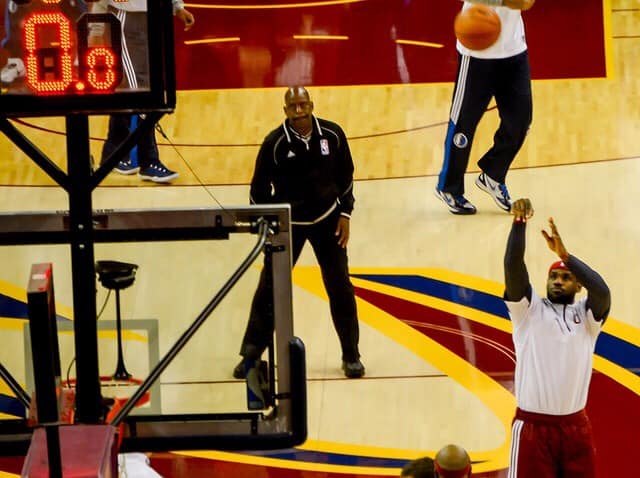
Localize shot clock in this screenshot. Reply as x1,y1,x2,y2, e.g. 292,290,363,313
0,0,176,117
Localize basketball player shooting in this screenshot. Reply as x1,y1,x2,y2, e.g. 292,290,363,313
503,198,611,477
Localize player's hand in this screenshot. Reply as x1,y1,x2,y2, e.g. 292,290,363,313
511,198,533,222
335,216,350,248
503,0,535,11
541,217,569,262
176,8,195,31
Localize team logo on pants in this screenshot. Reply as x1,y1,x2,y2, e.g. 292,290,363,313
453,133,469,148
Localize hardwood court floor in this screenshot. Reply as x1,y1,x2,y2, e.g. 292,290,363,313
0,1,639,477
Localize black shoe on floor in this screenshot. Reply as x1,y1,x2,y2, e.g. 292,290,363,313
233,359,246,379
342,359,365,378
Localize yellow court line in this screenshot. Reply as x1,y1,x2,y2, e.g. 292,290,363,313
0,317,27,331
395,39,444,49
603,0,615,79
291,265,640,469
0,382,25,397
0,278,74,320
0,472,19,478
293,35,349,40
184,37,240,45
173,450,400,475
298,438,501,464
351,266,640,346
293,267,515,472
0,317,146,341
349,269,640,392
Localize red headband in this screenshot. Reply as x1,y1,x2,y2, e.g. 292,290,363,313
548,260,569,275
434,462,471,478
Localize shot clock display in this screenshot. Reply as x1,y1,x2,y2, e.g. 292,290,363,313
0,0,176,117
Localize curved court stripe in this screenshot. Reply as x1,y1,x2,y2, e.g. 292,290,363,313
351,273,509,317
351,273,640,374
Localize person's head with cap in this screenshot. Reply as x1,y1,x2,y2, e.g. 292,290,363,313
546,260,582,305
434,444,471,477
400,456,435,478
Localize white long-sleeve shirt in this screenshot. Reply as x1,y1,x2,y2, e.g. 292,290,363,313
506,289,603,415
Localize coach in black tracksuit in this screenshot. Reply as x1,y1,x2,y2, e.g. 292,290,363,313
234,86,365,379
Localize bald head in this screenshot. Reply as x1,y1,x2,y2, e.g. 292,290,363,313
434,445,471,477
283,85,314,135
285,85,310,103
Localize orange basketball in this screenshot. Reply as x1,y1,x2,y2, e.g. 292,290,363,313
454,5,501,51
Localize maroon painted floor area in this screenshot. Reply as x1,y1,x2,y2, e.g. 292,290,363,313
173,0,606,90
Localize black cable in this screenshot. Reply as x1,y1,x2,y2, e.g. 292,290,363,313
64,289,111,388
155,122,236,221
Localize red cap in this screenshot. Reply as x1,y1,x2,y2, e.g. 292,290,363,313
548,260,569,275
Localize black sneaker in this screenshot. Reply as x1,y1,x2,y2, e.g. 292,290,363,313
139,161,179,183
475,173,512,212
342,359,365,378
114,159,140,175
434,188,477,215
233,359,246,379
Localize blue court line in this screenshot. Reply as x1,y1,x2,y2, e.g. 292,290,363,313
0,294,69,322
0,394,25,418
352,274,640,374
246,449,410,468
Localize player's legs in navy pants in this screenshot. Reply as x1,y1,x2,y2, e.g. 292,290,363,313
477,51,532,184
438,54,493,197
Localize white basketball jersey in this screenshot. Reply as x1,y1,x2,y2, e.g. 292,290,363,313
457,2,527,59
506,289,603,415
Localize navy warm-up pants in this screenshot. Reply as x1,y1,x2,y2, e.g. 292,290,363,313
239,210,360,363
101,8,157,168
438,51,532,196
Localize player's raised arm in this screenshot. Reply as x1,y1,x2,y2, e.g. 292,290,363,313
541,218,611,322
504,198,533,301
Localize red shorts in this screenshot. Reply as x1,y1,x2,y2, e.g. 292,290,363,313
508,408,596,478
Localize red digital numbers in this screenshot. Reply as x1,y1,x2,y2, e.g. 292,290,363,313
21,2,124,95
85,47,118,91
24,12,74,94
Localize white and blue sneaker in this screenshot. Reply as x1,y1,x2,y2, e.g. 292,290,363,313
475,173,512,212
114,159,140,175
434,188,477,215
139,161,179,183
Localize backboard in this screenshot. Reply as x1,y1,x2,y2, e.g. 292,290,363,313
0,205,307,454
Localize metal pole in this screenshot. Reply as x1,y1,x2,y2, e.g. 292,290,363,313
66,115,102,423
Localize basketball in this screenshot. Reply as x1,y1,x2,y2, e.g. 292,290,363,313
454,5,501,51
